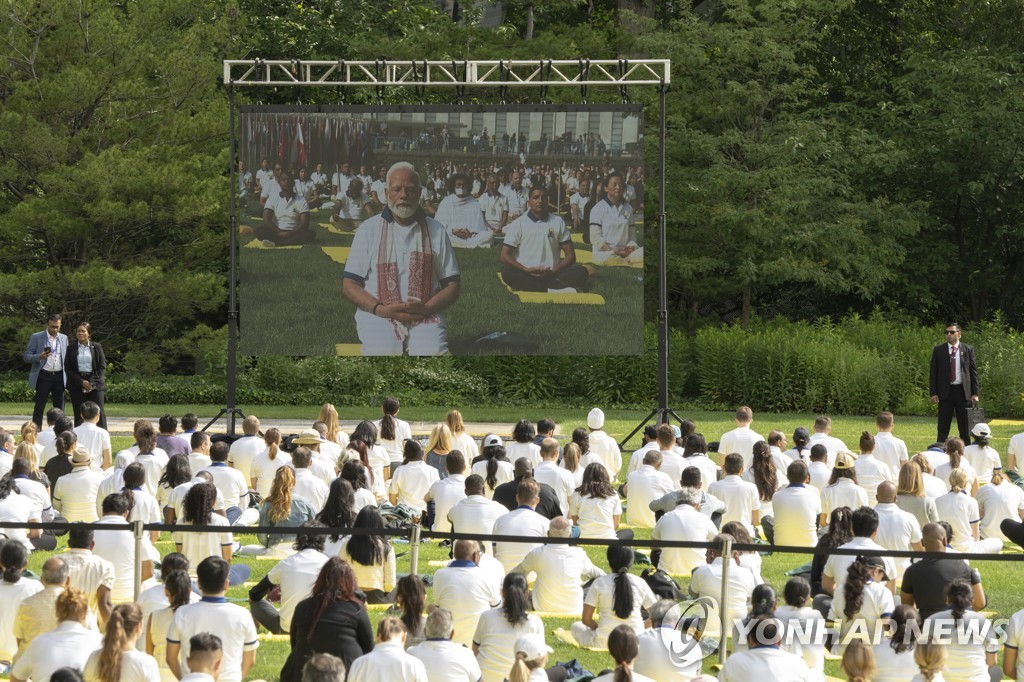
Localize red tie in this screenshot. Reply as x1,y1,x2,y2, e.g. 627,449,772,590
950,345,958,383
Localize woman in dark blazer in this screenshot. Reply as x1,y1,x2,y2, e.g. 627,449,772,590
280,557,374,682
64,321,107,428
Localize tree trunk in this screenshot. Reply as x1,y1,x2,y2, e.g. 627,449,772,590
525,3,534,40
741,283,751,328
618,0,654,16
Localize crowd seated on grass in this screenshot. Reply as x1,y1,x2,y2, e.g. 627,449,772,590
1,403,1024,681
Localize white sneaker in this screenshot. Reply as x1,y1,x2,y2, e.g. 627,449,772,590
261,239,276,248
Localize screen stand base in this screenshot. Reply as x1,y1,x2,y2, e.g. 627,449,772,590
618,407,685,450
202,407,247,437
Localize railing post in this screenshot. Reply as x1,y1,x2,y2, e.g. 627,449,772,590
408,525,421,576
133,520,145,602
719,536,733,666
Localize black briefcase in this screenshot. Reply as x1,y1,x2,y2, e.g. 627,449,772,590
967,404,986,434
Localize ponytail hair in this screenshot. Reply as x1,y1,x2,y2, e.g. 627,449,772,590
163,570,194,610
947,580,972,623
501,573,530,626
841,639,876,682
562,442,581,474
0,541,28,583
914,640,947,681
608,624,639,682
346,439,374,485
859,431,875,453
945,438,964,471
843,557,873,620
888,604,921,654
265,428,281,461
507,652,545,682
121,462,146,516
380,397,400,441
607,545,636,619
948,468,968,494
97,603,143,682
750,584,777,617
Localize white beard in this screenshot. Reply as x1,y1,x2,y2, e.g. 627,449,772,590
389,201,418,221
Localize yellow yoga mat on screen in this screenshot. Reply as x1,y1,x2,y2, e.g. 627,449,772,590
496,273,605,305
321,246,352,264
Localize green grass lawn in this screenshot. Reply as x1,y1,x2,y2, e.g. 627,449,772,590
237,209,644,356
15,410,1024,680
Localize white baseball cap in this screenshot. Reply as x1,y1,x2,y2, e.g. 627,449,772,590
514,634,553,660
971,422,991,438
483,434,503,448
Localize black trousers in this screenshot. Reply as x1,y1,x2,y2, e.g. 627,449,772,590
32,370,65,429
70,388,107,430
937,389,970,443
1001,519,1024,550
501,263,590,292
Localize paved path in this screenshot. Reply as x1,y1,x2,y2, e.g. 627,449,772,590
0,414,539,438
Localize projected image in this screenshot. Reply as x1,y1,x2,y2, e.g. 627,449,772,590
238,105,645,356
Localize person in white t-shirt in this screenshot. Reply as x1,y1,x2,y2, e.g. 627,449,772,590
512,517,604,614
591,625,656,682
625,426,660,474
964,422,1001,485
570,546,656,648
719,614,811,682
424,450,467,534
585,409,622,479
257,170,314,247
935,468,1002,554
934,438,980,496
227,416,263,484
500,186,590,293
976,470,1024,542
448,475,509,557
569,463,628,540
820,452,869,526
855,432,896,506
53,446,105,523
808,416,848,468
588,173,642,265
73,401,111,470
477,174,509,237
187,432,213,476
250,428,288,499
445,410,478,462
709,453,761,534
472,574,545,682
718,406,765,471
492,479,549,573
807,444,832,492
432,539,501,647
624,450,674,528
10,587,103,682
166,557,258,682
389,440,439,518
174,482,250,587
651,486,719,577
375,398,411,471
534,437,575,515
290,447,329,513
0,542,44,663
248,523,329,635
505,420,542,467
83,602,160,682
348,617,427,682
407,607,483,682
874,411,910,479
772,460,823,548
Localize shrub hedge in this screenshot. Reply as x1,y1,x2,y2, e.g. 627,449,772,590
1,314,1020,416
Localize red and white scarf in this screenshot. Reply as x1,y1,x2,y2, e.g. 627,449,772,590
376,213,438,343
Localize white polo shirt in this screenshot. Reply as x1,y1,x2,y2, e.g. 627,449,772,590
808,461,832,492
432,561,501,646
935,490,982,553
976,481,1024,541
808,433,847,468
651,504,718,576
835,581,895,647
569,493,622,540
708,474,761,533
202,462,249,509
348,640,427,682
168,480,225,522
874,502,923,580
292,468,329,512
268,548,329,632
823,537,897,620
54,466,105,522
389,460,440,513
478,191,509,230
626,442,659,474
718,425,765,470
426,474,466,534
682,453,719,491
588,197,637,249
84,649,160,682
447,495,508,555
55,548,115,617
250,450,288,498
492,507,549,572
964,444,1002,485
854,453,894,505
625,465,674,528
690,558,758,637
408,639,482,682
534,461,575,514
264,192,309,231
91,514,142,603
173,514,233,572
168,597,259,682
658,450,686,490
12,475,53,521
720,645,811,682
583,573,657,642
74,422,111,469
587,430,622,478
1002,606,1024,682
502,211,571,269
187,452,212,476
133,452,167,496
0,577,43,660
772,484,822,547
472,608,544,682
873,431,909,478
821,478,868,518
633,626,703,682
11,621,102,682
0,491,39,552
505,442,541,467
513,544,605,614
227,435,264,483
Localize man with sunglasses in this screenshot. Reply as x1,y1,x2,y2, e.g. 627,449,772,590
930,322,980,443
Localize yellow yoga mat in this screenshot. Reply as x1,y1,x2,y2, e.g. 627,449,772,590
321,246,352,264
318,221,358,235
574,249,643,268
553,627,606,652
257,633,290,642
496,273,605,305
242,239,303,250
335,343,363,356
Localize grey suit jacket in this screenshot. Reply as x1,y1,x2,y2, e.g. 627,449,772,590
24,330,68,389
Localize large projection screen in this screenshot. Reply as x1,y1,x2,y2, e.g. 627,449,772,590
238,105,645,356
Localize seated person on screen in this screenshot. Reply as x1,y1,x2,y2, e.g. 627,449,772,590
341,162,461,357
329,178,376,232
478,174,509,238
434,173,490,249
588,172,642,265
256,170,314,247
500,186,591,294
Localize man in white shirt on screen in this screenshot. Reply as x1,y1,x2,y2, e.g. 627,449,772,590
500,170,529,220
499,185,591,293
257,170,314,247
331,162,353,200
478,173,509,237
718,406,764,471
434,173,490,249
342,162,461,357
